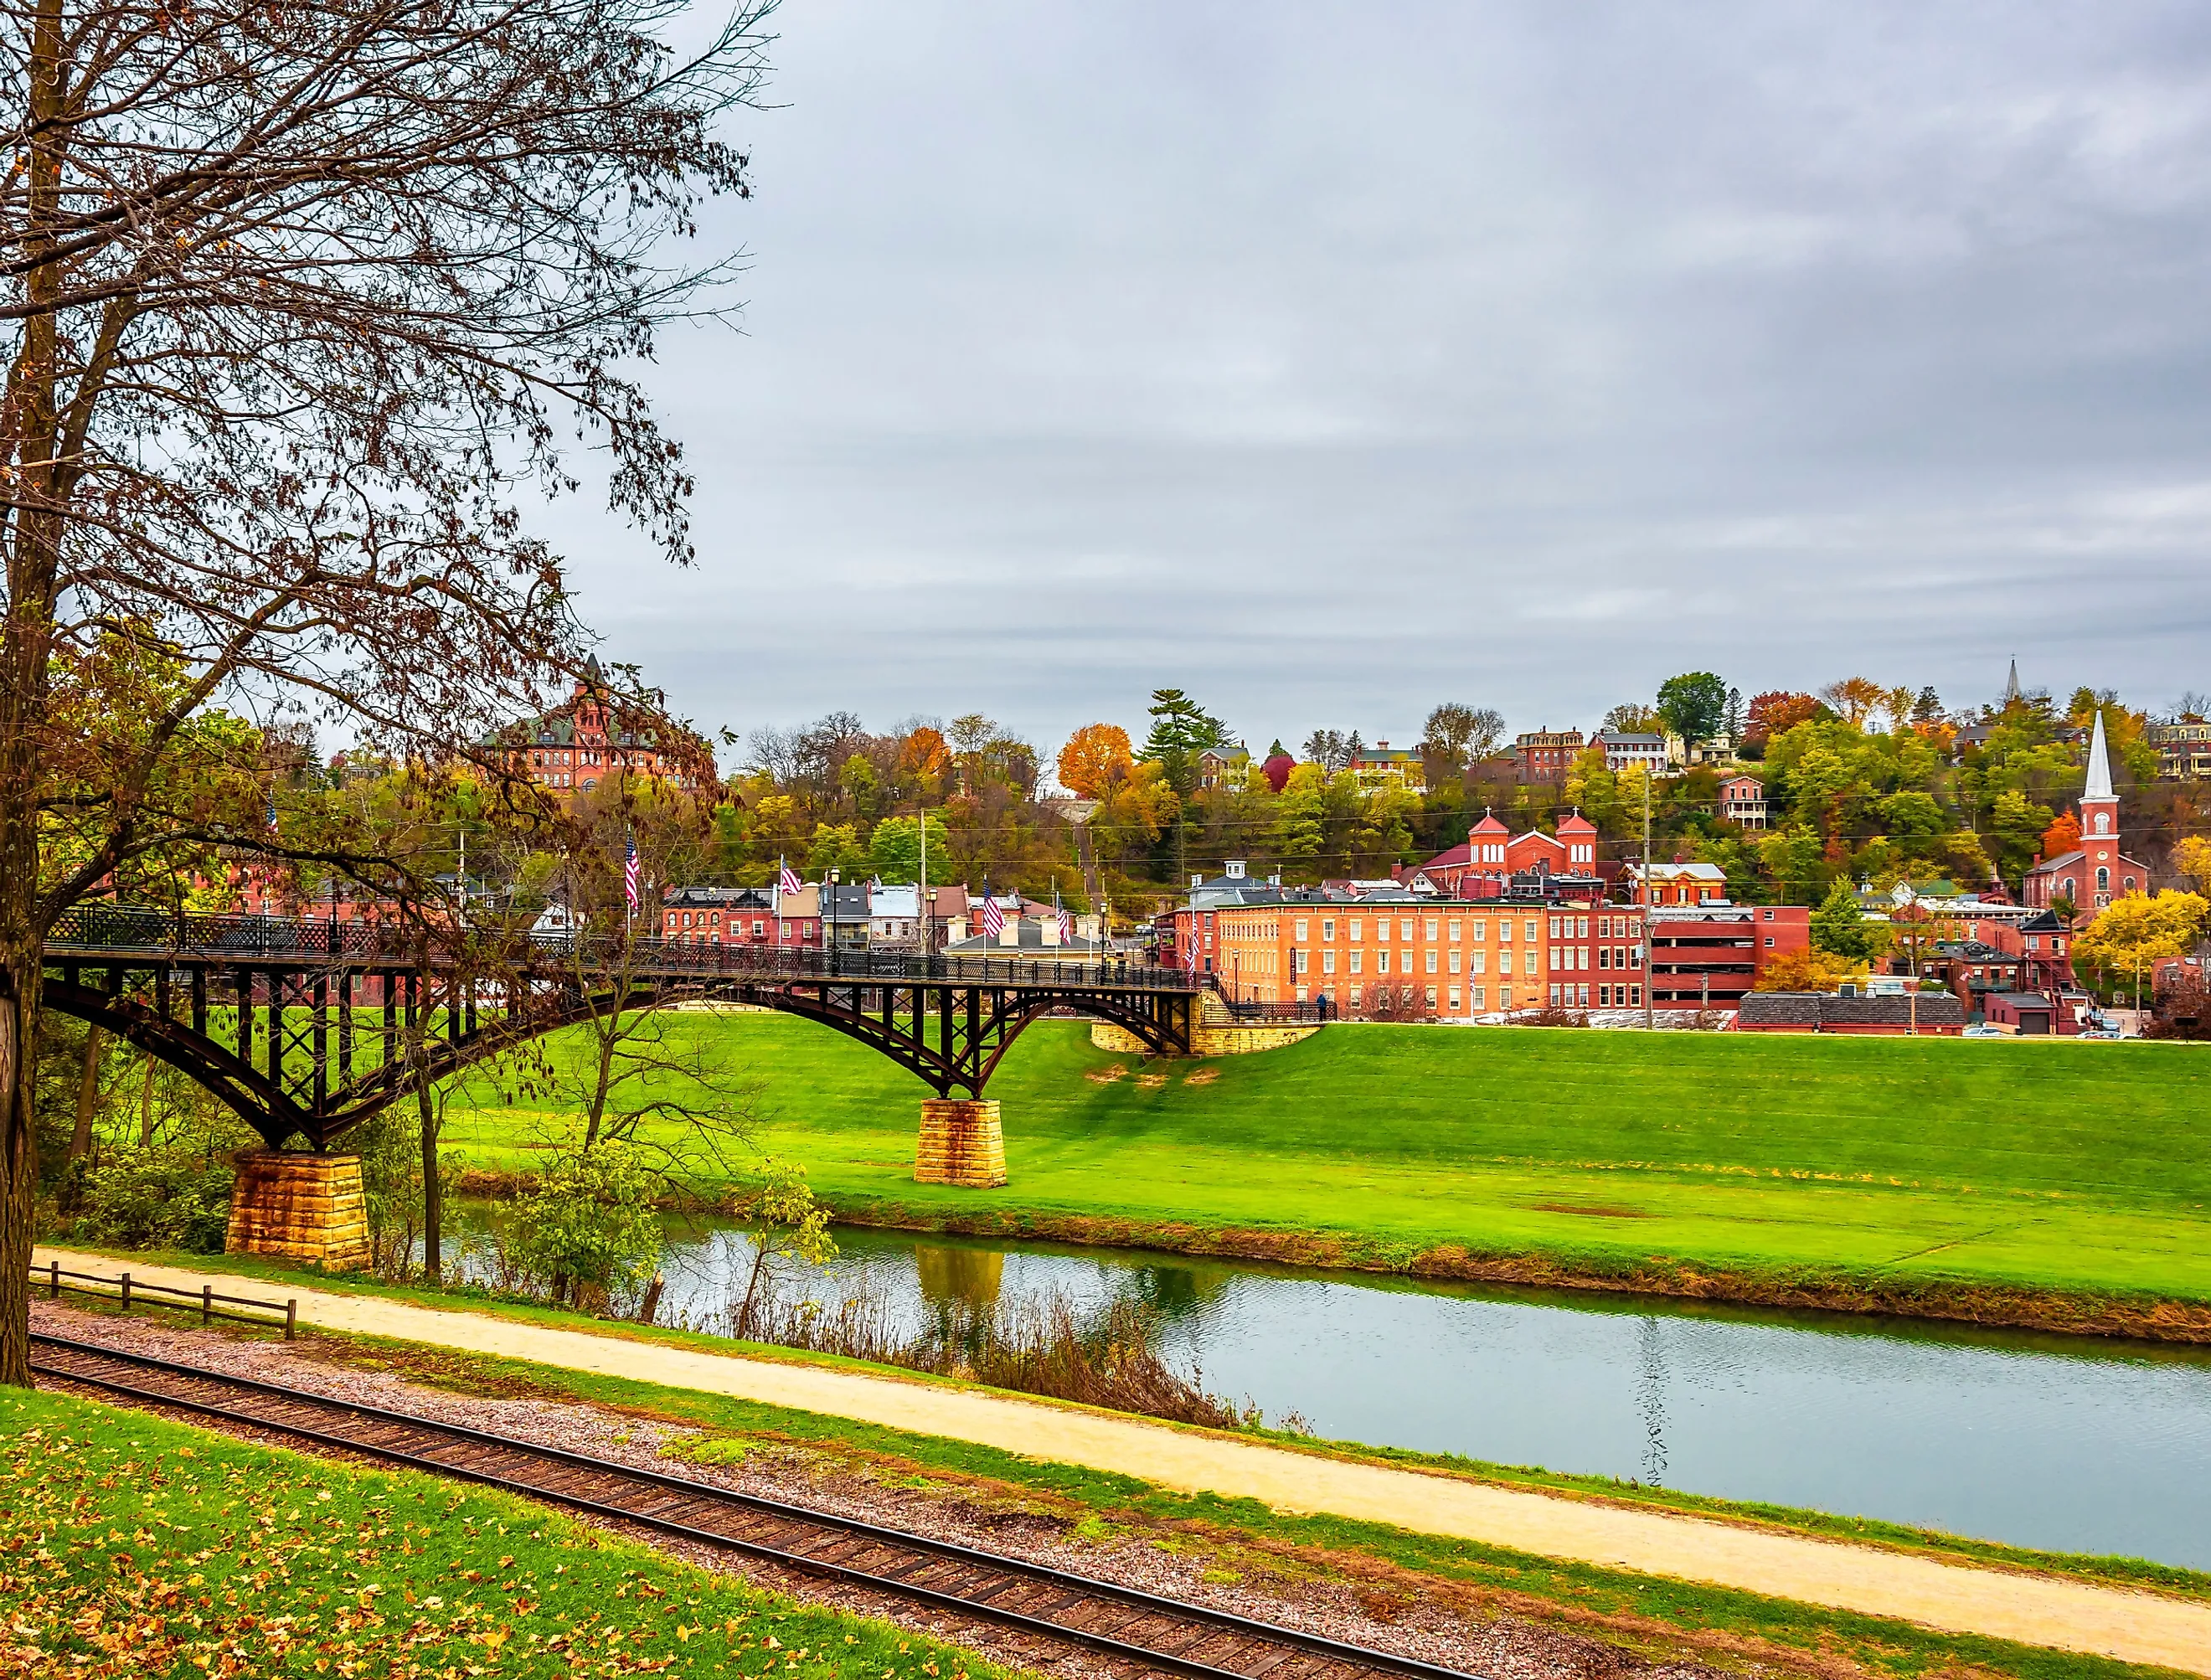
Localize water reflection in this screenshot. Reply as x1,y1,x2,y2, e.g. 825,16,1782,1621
913,1245,1003,1312
444,1205,2211,1568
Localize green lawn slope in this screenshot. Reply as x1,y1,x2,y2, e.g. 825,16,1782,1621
442,1016,2211,1326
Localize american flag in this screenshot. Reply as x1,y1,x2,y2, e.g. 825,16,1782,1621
1183,923,1199,971
624,837,641,913
1057,905,1075,945
779,859,801,897
265,790,280,834
981,894,1004,937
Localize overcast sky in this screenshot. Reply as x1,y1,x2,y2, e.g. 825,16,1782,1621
549,1,2211,764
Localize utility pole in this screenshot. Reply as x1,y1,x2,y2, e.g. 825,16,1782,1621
1642,766,1654,1031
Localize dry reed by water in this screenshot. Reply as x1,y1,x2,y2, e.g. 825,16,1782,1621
688,1276,1256,1430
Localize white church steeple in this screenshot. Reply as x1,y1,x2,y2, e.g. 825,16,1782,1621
2084,708,2114,801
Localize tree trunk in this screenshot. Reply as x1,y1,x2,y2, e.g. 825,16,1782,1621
68,1025,101,1163
416,1071,441,1282
137,1057,158,1148
2,0,71,1389
0,952,43,1388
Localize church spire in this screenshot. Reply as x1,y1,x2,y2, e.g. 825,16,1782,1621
2002,658,2021,704
2084,708,2114,801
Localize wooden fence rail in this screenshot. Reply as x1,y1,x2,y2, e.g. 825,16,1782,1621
32,1261,296,1339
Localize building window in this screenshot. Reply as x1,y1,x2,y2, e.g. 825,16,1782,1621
1425,987,1438,1008
1295,919,1309,941
1450,987,1462,1012
1524,919,1538,940
1399,918,1414,940
1764,935,1774,947
1350,950,1364,973
1448,920,1462,943
1549,916,1562,940
1377,950,1391,974
1523,949,1538,976
1549,984,1562,1007
1425,950,1438,974
1630,985,1642,1006
1322,919,1335,940
1322,951,1336,975
1471,985,1486,1009
1497,919,1512,942
1349,919,1363,940
1467,951,1482,975
1425,919,1440,941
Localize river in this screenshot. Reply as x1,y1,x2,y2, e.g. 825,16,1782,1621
450,1208,2211,1569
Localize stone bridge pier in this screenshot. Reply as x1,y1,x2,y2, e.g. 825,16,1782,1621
913,1099,1008,1188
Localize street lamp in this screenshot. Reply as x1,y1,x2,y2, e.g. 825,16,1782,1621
827,867,839,977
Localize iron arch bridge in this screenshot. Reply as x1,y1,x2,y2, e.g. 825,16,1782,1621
41,904,1209,1152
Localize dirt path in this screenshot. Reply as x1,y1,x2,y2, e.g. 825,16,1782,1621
34,1247,2211,1675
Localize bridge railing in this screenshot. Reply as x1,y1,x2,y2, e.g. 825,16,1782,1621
46,904,1203,994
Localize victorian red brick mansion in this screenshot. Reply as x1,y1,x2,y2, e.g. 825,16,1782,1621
2023,711,2150,917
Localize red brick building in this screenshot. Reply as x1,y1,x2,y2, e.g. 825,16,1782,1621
1646,904,1810,1011
1513,729,1585,785
502,658,709,803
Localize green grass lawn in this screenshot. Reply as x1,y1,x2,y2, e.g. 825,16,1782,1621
0,1384,1011,1680
442,1014,2211,1310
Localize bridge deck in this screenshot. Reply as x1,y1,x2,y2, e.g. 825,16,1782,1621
46,905,1200,995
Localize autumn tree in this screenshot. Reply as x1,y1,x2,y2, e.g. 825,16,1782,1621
1754,947,1867,993
1057,724,1136,797
1742,692,1824,755
1818,678,1887,729
0,0,770,1382
2072,891,2211,1007
2041,811,2083,862
2173,835,2211,895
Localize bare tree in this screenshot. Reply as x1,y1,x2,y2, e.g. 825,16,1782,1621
0,0,770,1383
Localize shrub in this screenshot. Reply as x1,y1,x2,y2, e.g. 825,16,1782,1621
70,1152,233,1252
493,1139,663,1309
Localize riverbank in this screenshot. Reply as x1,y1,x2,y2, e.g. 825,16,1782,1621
440,1014,2211,1341
807,1198,2211,1344
28,1248,2211,1678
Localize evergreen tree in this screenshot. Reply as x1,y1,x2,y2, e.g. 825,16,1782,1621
1810,878,1872,960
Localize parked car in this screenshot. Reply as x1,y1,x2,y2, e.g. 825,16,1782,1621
2077,1027,2125,1041
1961,1023,2007,1038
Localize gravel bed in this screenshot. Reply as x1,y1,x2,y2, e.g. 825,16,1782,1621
29,1301,1733,1680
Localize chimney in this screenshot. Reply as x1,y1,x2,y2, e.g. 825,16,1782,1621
1189,873,1203,889
999,912,1019,948
1040,914,1060,946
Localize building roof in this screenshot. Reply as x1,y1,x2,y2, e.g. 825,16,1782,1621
1594,731,1667,747
943,923,1108,956
2085,709,2115,801
663,884,775,910
1989,991,2056,1008
1630,860,1728,881
1739,992,1967,1028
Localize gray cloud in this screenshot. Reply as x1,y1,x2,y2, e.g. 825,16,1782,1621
552,0,2211,760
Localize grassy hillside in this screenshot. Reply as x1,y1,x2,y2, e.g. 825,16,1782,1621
443,1016,2211,1312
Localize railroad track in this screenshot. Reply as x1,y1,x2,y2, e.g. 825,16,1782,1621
32,1333,1485,1680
